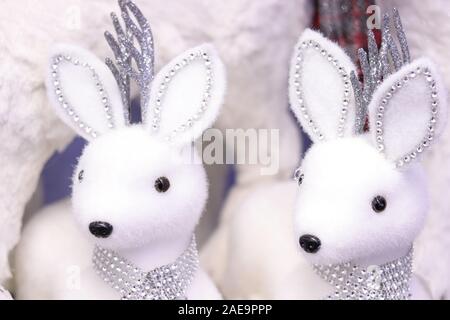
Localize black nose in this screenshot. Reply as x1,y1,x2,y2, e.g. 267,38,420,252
89,221,113,238
299,234,321,253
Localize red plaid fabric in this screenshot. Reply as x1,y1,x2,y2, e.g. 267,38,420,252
311,0,381,130
312,0,380,70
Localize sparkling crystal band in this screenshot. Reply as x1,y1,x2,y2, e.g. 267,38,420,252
92,236,199,300
314,247,413,300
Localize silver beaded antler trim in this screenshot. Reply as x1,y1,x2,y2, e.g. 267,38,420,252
149,49,214,141
314,247,413,300
293,39,352,140
351,8,410,134
50,54,115,138
105,0,155,124
93,236,199,300
374,65,439,167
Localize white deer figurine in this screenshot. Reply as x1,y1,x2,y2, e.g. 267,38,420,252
41,0,225,299
286,13,447,299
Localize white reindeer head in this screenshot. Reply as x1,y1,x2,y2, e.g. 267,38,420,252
45,1,226,251
289,13,447,266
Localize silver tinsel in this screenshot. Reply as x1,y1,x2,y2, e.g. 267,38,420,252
105,0,155,123
352,8,410,134
393,7,410,65
314,248,413,300
92,236,199,300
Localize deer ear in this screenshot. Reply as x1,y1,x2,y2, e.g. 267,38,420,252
46,44,126,141
368,58,448,167
144,44,226,146
289,29,358,142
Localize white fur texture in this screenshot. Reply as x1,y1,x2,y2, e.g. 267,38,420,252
289,29,357,141
205,2,450,300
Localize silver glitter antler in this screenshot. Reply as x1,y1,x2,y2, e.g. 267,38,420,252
104,0,155,124
352,8,410,134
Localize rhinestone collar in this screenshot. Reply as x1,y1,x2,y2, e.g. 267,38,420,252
92,236,199,300
313,247,413,300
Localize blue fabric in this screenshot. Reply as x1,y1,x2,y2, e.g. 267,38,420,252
41,137,86,204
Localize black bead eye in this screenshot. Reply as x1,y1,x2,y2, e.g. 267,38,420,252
155,176,170,193
78,170,84,182
294,168,304,185
372,195,387,213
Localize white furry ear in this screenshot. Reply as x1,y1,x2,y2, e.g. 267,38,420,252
368,58,448,167
289,29,358,142
46,44,126,141
145,44,226,145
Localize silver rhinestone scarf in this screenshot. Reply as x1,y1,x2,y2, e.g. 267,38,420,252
314,247,413,300
92,236,199,300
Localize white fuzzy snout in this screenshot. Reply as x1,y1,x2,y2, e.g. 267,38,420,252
294,136,429,265
72,126,208,250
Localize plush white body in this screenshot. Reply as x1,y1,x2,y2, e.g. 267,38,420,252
61,267,220,300
15,200,220,299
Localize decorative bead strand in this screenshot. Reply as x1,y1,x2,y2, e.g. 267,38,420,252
92,236,199,300
51,54,115,138
150,50,213,141
374,67,439,167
